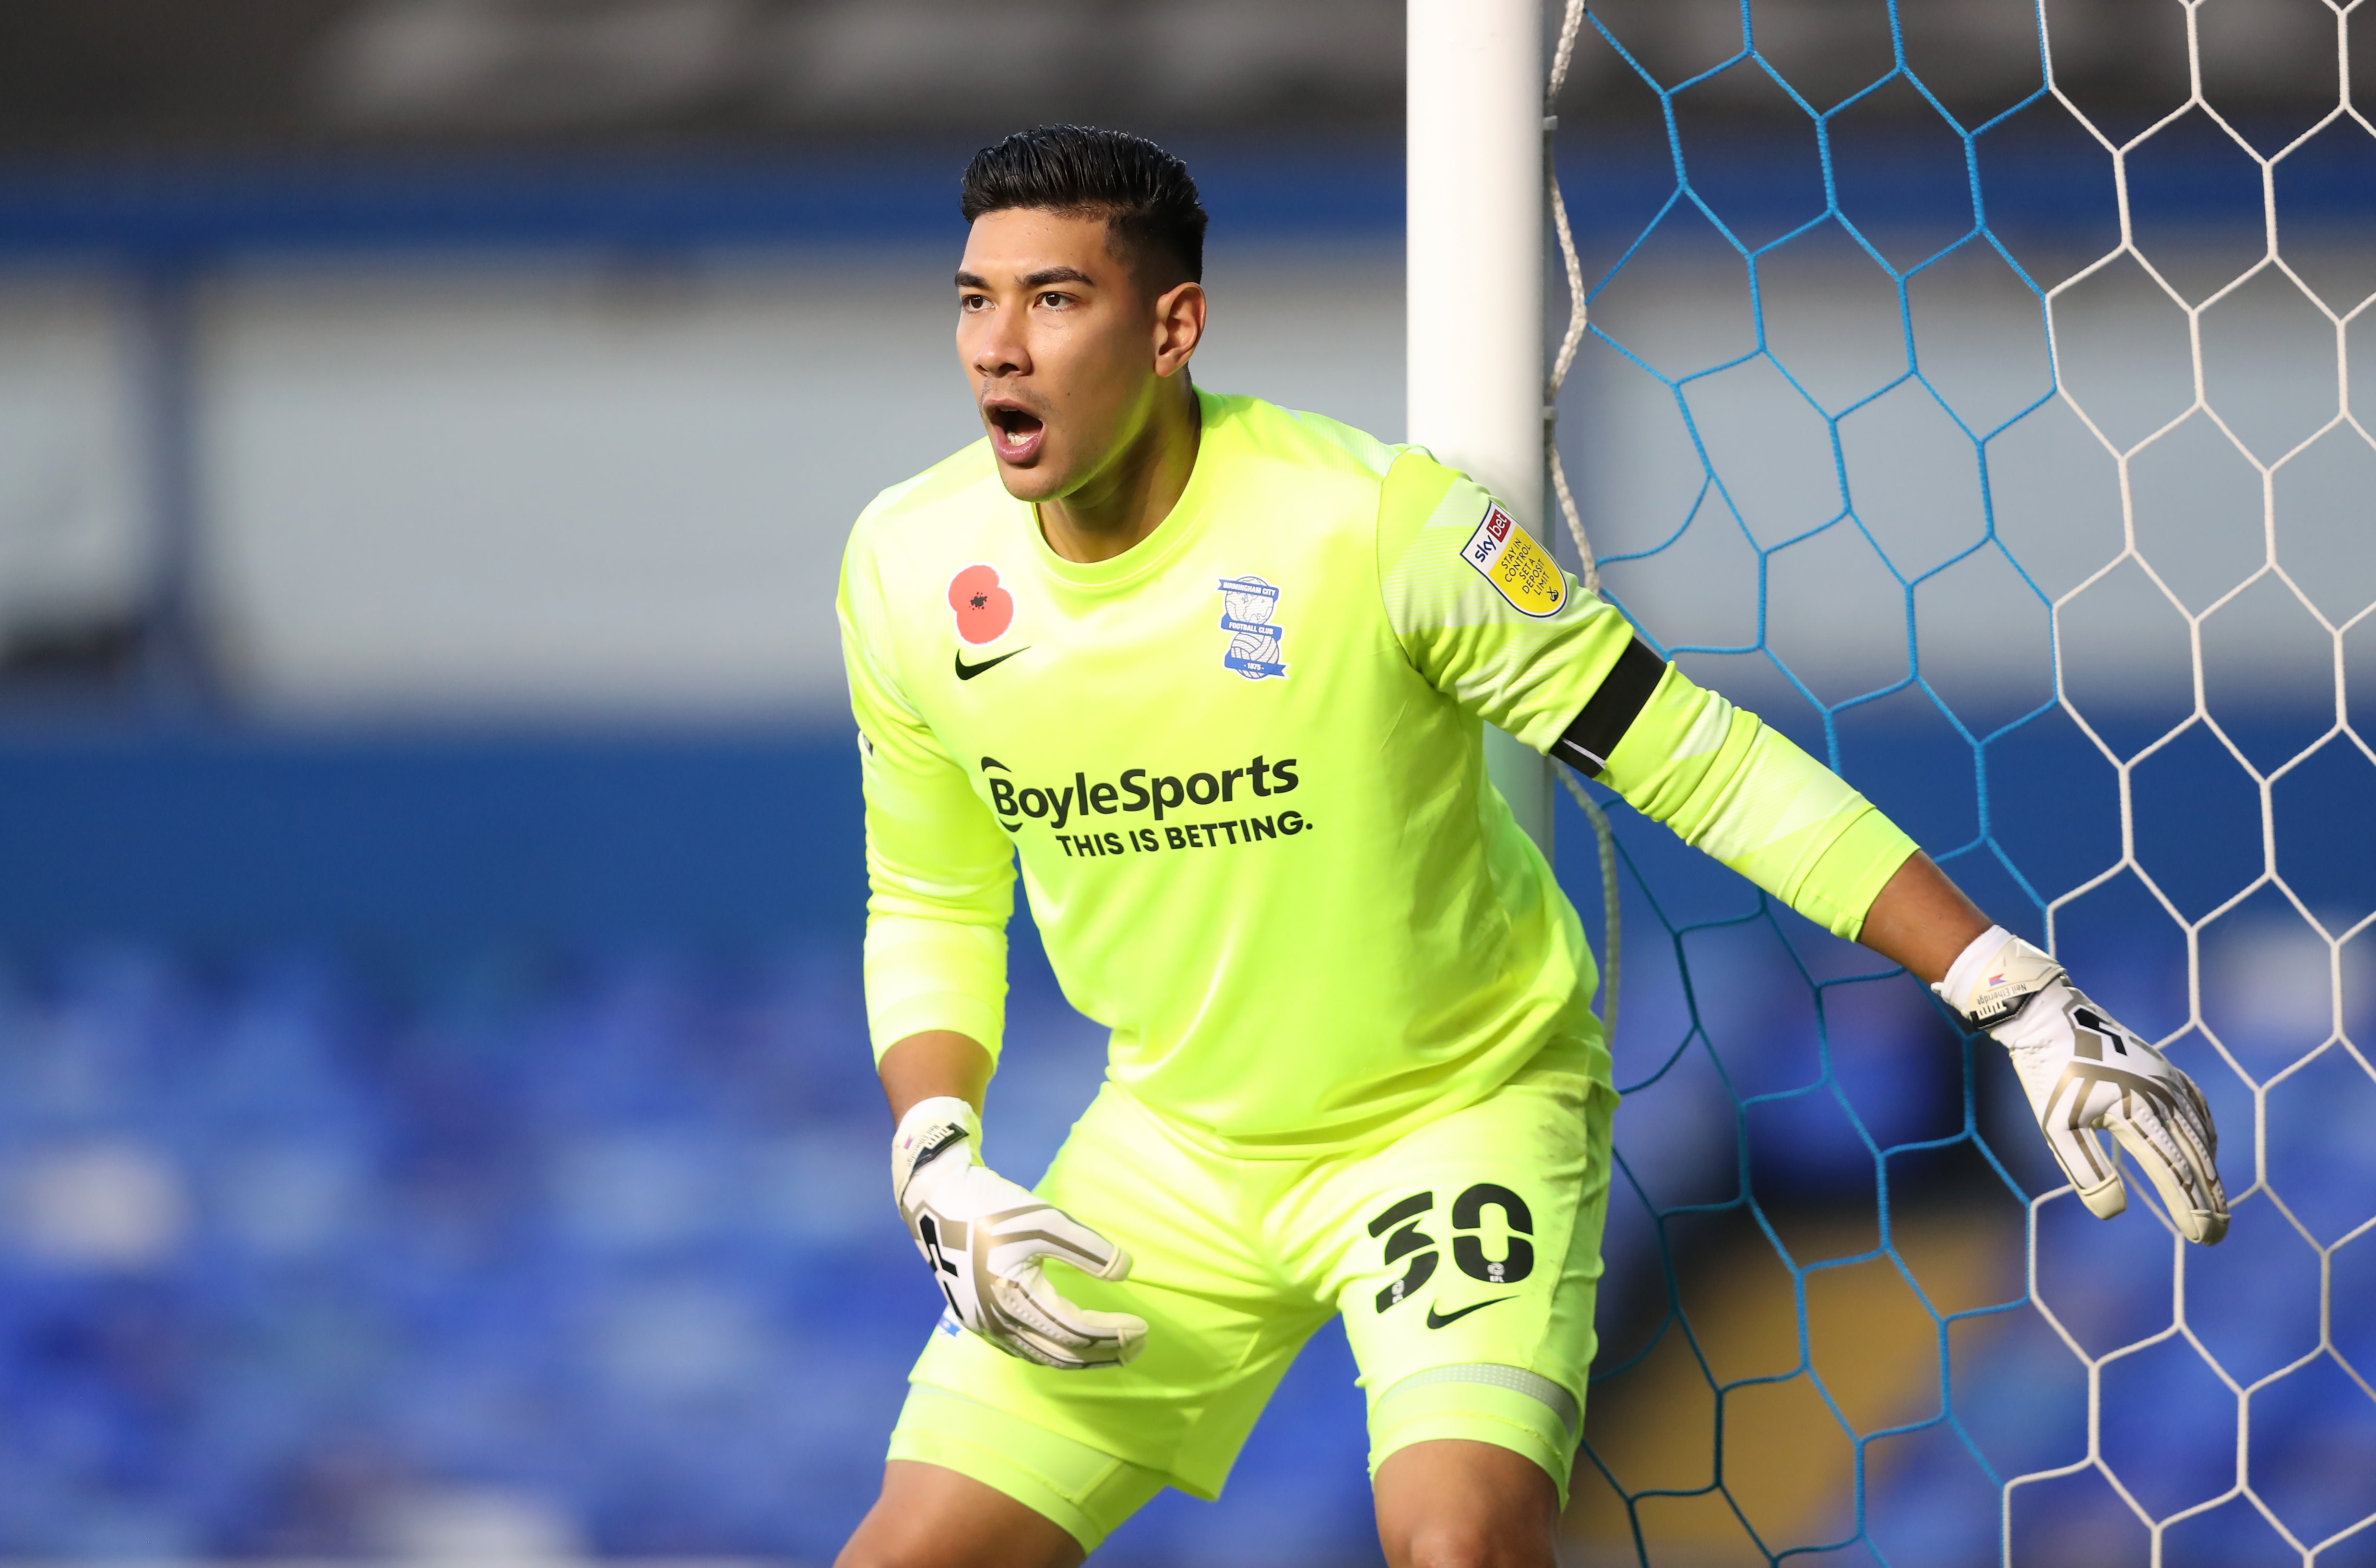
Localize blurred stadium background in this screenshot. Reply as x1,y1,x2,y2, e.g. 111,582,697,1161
0,1,2368,1564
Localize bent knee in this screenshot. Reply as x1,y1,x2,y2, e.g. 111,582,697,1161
1392,1520,1558,1568
1376,1436,1560,1568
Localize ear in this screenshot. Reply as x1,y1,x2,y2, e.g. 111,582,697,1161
1152,281,1206,379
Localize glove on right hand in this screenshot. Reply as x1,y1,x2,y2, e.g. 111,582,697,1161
1936,927,2229,1245
891,1096,1148,1369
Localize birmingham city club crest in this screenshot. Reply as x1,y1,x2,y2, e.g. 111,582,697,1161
1216,576,1287,680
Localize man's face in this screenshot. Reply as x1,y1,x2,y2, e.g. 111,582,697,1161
955,208,1174,503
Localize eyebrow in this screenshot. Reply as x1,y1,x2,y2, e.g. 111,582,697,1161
952,266,1098,289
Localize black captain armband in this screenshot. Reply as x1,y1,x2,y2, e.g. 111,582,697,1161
1550,638,1666,778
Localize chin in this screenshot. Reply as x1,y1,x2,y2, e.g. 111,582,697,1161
991,459,1068,503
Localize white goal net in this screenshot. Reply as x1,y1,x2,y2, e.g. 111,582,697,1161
1545,2,2376,1563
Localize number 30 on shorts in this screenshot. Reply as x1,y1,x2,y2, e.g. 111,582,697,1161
1366,1184,1535,1312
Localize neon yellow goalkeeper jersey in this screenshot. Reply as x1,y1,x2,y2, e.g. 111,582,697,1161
838,390,1917,1155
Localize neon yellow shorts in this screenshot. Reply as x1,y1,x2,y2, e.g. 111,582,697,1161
887,1038,1616,1549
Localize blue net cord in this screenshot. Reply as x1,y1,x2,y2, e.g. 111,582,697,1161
1545,2,2376,1564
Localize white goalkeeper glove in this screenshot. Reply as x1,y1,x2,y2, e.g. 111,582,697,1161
1936,927,2229,1245
890,1096,1147,1369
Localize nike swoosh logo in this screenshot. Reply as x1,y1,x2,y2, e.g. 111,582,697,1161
1426,1297,1513,1329
954,647,1029,681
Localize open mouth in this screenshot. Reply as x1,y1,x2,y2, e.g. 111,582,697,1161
986,404,1046,462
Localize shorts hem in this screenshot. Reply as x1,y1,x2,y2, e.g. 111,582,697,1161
888,1384,1170,1550
887,1428,1109,1552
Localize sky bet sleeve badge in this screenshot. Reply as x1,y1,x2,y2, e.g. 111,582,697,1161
1216,576,1288,680
1461,502,1568,618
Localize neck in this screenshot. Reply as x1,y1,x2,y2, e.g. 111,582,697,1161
1038,380,1201,564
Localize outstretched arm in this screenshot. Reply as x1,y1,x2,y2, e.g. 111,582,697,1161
1360,454,2225,1244
1552,642,2228,1244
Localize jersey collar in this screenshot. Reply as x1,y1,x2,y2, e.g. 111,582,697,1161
1025,386,1227,594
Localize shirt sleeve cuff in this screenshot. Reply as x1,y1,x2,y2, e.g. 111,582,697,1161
865,915,1008,1064
1793,807,1922,941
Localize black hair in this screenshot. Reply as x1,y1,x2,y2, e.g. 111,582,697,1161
960,125,1209,289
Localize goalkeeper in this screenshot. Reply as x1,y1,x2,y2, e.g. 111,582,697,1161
834,126,2227,1568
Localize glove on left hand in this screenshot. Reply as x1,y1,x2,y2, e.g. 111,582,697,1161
1936,927,2229,1245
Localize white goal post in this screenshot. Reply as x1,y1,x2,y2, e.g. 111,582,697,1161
1416,1,2376,1564
1406,0,1555,852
